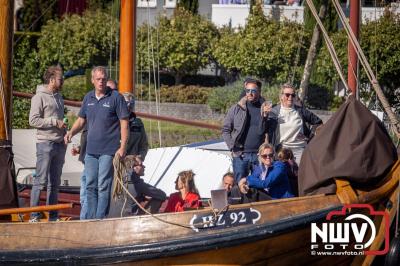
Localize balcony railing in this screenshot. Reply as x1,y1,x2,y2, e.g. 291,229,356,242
212,3,400,27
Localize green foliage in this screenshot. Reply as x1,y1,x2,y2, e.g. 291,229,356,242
206,80,244,113
207,79,280,113
62,75,90,100
213,3,309,84
87,0,114,10
312,11,400,112
137,8,218,84
13,35,41,93
13,34,41,129
17,0,58,31
304,0,338,33
135,85,212,104
329,95,346,111
176,0,199,14
36,10,118,73
142,118,220,148
12,98,31,129
306,84,333,109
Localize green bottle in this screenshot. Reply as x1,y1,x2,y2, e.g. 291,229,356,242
63,117,69,130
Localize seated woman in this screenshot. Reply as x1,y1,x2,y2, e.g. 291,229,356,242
277,147,299,196
164,170,202,212
240,143,294,200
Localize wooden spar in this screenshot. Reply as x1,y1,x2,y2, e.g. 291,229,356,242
12,91,221,131
0,0,13,144
119,0,136,95
0,203,73,216
348,0,360,95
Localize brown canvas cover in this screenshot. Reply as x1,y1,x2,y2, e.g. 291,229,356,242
299,96,398,196
0,146,18,209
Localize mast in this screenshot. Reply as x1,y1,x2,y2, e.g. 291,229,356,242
0,0,13,142
0,0,18,210
348,0,360,95
119,0,136,95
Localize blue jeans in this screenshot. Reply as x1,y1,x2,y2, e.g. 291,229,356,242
232,152,259,183
79,169,86,220
84,154,114,219
30,141,66,220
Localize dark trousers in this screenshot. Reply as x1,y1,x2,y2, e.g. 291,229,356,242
232,152,259,183
132,179,166,214
244,188,272,203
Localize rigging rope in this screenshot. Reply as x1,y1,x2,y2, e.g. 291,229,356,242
289,22,305,84
14,0,58,46
0,64,10,142
304,0,350,93
148,20,162,147
146,2,153,148
108,0,115,76
331,0,400,135
145,1,163,148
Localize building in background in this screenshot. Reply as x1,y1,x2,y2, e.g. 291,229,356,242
137,0,219,26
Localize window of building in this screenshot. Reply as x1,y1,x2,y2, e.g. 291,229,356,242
137,0,157,8
165,0,176,8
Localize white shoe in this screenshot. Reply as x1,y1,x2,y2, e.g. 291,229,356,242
29,217,39,223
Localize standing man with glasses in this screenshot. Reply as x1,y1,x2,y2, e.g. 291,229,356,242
222,78,272,183
29,65,67,222
267,83,322,164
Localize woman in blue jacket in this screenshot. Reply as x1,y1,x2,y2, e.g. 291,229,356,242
241,143,294,199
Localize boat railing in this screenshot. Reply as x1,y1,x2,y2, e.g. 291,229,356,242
335,160,400,205
0,203,73,222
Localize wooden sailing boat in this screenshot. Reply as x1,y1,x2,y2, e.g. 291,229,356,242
1,0,399,265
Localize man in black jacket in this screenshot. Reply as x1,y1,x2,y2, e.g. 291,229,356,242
221,78,272,183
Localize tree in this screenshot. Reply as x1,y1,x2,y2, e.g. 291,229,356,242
137,8,218,84
177,0,199,14
12,34,41,128
312,11,400,113
213,3,308,84
299,0,338,101
36,10,118,72
17,0,58,31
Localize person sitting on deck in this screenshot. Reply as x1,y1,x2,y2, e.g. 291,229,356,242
164,170,202,212
277,147,299,196
126,155,166,214
239,143,294,200
221,172,244,205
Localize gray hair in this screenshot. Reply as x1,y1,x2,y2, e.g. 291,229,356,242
91,66,108,79
280,83,296,94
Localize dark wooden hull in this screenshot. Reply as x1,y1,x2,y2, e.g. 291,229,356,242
0,194,353,265
17,184,81,218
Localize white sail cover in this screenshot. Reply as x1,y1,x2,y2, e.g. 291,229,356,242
142,146,232,198
12,130,232,198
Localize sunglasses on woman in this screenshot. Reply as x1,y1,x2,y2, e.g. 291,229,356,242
260,153,274,159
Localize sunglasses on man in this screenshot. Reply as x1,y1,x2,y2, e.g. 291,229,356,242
283,93,296,98
245,88,258,94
